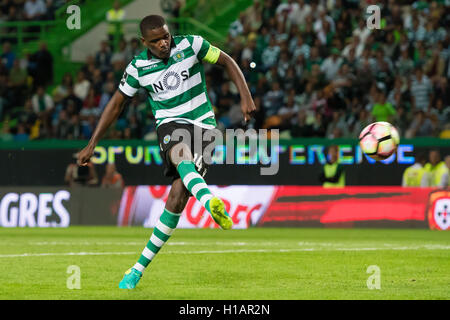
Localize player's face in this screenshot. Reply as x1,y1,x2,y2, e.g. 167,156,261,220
141,25,171,60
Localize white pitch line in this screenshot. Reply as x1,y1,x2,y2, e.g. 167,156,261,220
0,245,449,258
0,252,136,258
28,241,252,246
26,241,450,249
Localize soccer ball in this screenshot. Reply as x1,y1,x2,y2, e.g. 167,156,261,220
359,122,400,161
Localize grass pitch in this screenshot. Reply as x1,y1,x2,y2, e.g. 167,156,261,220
0,227,449,300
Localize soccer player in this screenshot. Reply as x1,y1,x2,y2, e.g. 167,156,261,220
77,15,256,289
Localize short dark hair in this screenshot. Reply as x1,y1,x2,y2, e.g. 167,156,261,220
140,15,166,36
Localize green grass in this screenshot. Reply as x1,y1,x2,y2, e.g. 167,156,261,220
0,227,449,300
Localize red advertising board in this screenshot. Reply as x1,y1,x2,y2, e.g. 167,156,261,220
118,186,449,230
259,186,438,228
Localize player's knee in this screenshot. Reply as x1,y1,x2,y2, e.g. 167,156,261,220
169,143,193,166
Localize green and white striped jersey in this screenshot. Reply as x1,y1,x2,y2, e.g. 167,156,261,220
119,35,220,129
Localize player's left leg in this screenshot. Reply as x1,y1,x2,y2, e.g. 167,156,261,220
170,142,233,230
119,178,190,289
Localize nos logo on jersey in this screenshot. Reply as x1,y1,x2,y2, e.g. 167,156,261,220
153,70,189,93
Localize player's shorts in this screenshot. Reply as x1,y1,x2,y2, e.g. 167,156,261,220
157,121,213,181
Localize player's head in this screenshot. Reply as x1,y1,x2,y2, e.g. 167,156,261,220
139,15,171,60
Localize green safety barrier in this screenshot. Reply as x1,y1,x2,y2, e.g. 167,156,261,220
0,138,448,150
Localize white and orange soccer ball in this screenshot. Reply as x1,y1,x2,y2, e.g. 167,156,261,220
359,121,400,161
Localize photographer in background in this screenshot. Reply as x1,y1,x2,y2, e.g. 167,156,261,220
65,152,98,187
101,163,124,189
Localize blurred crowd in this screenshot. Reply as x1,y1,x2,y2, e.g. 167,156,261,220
217,0,450,139
1,0,450,142
0,0,70,24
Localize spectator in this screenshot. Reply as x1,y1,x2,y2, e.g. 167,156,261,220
229,12,245,39
111,39,130,65
277,51,291,78
244,0,262,33
371,88,396,122
1,42,15,71
289,0,311,28
73,70,90,101
101,163,125,189
410,66,432,111
320,48,343,81
319,145,345,188
424,47,446,79
14,123,29,142
106,0,125,48
129,37,141,58
402,152,430,187
263,81,284,118
326,110,349,138
406,110,435,138
424,149,448,188
67,114,82,139
54,109,71,139
442,155,450,187
290,109,313,137
24,0,47,21
98,81,115,112
278,91,299,129
0,122,14,142
7,59,28,106
30,42,53,87
407,16,426,42
62,85,83,116
352,108,371,138
95,40,112,75
395,48,415,77
261,35,280,71
290,35,310,60
31,86,54,116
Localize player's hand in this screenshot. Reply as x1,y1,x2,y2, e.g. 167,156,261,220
241,97,256,122
77,145,95,166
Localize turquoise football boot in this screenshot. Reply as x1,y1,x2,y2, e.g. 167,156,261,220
119,268,142,289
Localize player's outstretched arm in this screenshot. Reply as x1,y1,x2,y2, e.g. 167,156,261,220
77,90,128,166
215,50,256,122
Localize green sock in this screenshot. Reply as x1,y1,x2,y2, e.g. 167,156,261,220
133,208,181,272
177,160,214,211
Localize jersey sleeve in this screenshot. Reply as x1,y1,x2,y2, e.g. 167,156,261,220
191,35,220,64
118,62,140,97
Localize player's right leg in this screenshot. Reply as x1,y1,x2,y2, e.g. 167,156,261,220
119,178,190,289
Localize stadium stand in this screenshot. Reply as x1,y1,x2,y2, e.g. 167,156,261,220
0,0,449,142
